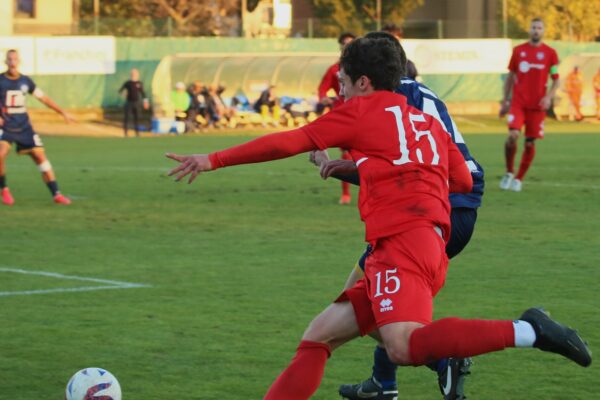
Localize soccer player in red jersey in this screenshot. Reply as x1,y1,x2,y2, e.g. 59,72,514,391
318,32,355,205
167,36,591,399
0,49,74,205
499,17,559,192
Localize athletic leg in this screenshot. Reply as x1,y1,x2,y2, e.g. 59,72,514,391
348,209,478,392
132,101,140,137
29,148,70,204
505,129,519,174
123,102,130,137
264,301,361,400
339,149,352,204
501,106,524,189
512,110,545,190
0,141,14,205
515,138,536,181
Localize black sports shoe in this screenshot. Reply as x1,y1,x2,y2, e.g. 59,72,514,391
520,307,592,367
339,376,398,400
437,358,472,400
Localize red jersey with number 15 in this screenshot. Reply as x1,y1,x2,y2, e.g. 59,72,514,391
301,91,470,243
508,42,559,109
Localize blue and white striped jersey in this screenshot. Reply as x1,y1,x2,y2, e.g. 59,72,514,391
0,73,38,132
395,79,484,209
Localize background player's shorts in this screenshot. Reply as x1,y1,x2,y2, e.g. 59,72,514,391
0,126,44,153
357,207,478,268
337,226,448,336
445,208,477,258
507,103,545,139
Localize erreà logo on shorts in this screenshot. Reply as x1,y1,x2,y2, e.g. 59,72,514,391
380,298,393,312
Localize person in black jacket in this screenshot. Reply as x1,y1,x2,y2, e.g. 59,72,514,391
119,68,149,137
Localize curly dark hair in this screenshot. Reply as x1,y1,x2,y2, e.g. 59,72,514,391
364,31,408,77
340,35,406,90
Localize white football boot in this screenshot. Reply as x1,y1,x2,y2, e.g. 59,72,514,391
499,172,514,190
509,178,522,192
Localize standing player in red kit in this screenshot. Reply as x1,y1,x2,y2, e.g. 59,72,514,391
499,18,559,192
318,32,355,204
167,36,591,399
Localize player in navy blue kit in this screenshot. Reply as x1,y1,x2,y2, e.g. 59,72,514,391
0,49,75,205
310,34,484,400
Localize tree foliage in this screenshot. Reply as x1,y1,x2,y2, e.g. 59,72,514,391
79,0,240,36
508,0,600,41
310,0,424,37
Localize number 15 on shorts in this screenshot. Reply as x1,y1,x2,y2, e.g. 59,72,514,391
374,268,401,297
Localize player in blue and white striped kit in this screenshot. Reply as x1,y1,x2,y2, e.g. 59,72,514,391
0,49,74,205
311,77,484,400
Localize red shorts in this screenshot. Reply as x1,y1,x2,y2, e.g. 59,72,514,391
336,226,448,336
507,103,545,139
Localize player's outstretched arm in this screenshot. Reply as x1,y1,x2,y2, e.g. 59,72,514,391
37,95,76,123
499,72,515,117
166,128,317,184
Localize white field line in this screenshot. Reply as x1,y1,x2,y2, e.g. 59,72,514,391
0,267,151,297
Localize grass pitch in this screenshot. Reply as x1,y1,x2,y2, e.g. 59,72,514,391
0,120,599,399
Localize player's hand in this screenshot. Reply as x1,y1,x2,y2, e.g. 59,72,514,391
0,116,4,127
499,100,510,117
166,153,212,184
539,95,552,111
320,97,333,106
62,112,77,124
319,159,357,180
309,150,330,167
143,99,150,110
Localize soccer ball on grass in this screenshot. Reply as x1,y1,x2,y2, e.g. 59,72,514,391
65,367,122,400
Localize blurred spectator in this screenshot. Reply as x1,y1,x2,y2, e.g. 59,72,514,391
565,66,584,121
254,85,280,126
119,68,149,137
187,81,208,131
171,81,191,132
254,85,276,112
594,68,600,120
205,84,236,128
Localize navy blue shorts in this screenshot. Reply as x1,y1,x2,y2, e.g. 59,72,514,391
0,126,43,153
358,207,478,270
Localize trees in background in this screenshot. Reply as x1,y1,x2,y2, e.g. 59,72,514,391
79,0,240,36
508,0,600,41
310,0,424,37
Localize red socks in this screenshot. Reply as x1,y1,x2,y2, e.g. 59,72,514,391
341,181,351,196
505,141,517,173
264,340,331,400
516,142,536,180
341,150,352,197
409,318,515,365
264,321,515,397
